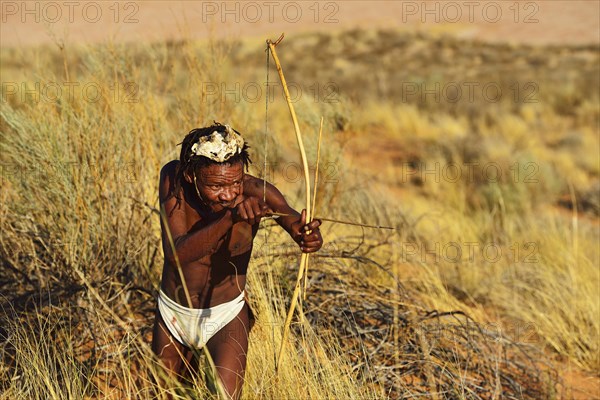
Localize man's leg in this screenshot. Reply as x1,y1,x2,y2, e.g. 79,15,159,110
152,308,189,378
205,303,252,400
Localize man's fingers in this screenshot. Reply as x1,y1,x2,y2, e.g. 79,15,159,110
261,203,272,216
297,212,323,253
253,201,268,217
301,232,319,241
300,218,321,234
237,204,249,222
244,202,256,225
301,232,322,243
303,239,321,247
234,197,272,225
301,229,320,240
304,239,323,250
299,241,318,252
306,219,321,230
233,194,245,208
251,199,270,224
301,245,320,253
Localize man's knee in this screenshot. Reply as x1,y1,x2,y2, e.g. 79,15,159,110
215,365,244,399
154,338,186,373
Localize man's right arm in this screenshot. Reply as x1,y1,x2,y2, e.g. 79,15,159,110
159,162,234,267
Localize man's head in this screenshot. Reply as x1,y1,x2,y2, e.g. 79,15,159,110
189,162,244,212
172,123,251,211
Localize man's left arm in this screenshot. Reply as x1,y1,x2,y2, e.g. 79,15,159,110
244,177,323,253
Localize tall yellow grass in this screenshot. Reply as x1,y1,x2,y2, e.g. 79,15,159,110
1,28,598,398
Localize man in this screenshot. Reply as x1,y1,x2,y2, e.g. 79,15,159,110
152,123,323,399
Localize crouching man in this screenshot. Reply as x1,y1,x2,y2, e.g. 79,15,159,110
152,123,323,399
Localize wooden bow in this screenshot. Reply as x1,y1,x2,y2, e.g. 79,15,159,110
266,33,312,372
265,33,395,372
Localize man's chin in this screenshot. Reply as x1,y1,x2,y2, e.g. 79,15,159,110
210,204,231,213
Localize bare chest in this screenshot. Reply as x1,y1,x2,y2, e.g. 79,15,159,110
184,204,255,256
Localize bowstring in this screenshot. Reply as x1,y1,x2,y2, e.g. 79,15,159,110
264,43,277,370
264,45,269,203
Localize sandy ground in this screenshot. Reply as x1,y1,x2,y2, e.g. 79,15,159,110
1,1,599,48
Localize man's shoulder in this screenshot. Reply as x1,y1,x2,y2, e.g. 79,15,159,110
243,173,267,194
160,160,179,178
159,160,180,202
243,174,287,203
243,173,261,185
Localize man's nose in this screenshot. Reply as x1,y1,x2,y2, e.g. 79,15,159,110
219,188,237,202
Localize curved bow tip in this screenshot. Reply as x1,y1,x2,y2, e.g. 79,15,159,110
266,33,285,46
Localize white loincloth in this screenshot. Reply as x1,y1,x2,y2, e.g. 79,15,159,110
157,289,245,348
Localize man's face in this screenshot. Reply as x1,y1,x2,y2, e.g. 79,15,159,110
194,162,244,213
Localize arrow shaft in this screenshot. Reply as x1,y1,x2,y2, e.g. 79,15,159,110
266,212,395,230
